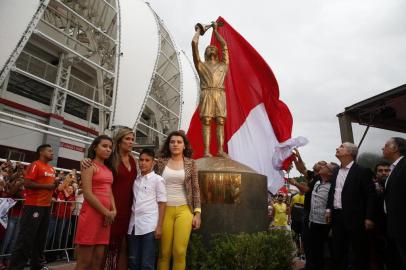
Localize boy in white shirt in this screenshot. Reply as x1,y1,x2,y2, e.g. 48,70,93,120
128,149,167,270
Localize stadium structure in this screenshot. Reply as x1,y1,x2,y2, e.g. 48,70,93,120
0,0,199,169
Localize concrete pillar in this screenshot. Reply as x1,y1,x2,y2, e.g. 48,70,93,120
0,73,10,98
338,113,354,143
43,116,64,166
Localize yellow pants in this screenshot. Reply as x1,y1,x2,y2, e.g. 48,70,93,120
157,205,193,270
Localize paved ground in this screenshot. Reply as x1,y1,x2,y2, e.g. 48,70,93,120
43,262,75,270
46,258,306,270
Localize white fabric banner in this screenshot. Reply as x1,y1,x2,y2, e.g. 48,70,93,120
0,198,16,229
227,103,285,194
272,136,309,170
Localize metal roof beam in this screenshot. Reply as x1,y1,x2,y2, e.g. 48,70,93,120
0,111,95,141
0,117,92,145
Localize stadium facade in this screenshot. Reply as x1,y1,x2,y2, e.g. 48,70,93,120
0,0,199,169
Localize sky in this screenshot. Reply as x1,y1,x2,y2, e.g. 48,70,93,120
147,0,406,175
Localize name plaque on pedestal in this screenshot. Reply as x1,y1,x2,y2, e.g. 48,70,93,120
200,172,241,204
196,156,268,239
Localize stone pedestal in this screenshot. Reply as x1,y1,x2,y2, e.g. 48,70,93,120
196,157,268,240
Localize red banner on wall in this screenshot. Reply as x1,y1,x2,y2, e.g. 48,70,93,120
60,142,85,153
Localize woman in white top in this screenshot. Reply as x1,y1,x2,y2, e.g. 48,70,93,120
155,130,201,270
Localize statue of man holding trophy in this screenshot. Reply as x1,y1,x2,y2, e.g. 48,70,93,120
192,21,229,157
190,19,270,242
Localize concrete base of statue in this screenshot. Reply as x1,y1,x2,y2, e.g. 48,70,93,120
195,156,268,241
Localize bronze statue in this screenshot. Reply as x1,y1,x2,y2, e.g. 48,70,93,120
192,22,229,157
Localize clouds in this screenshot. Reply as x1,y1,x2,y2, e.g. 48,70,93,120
148,0,406,172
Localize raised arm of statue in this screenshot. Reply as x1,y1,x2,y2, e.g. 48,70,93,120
213,26,229,66
191,29,201,70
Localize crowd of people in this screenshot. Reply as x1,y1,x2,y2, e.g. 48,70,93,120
0,133,405,270
1,128,200,270
0,159,83,269
267,138,406,270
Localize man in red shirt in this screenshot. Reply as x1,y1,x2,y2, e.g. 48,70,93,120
9,144,58,270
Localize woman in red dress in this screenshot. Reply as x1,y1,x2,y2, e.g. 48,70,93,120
81,128,137,269
75,135,116,270
104,127,137,269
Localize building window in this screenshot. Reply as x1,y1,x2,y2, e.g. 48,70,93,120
91,108,99,124
8,150,25,161
64,95,89,120
7,72,54,105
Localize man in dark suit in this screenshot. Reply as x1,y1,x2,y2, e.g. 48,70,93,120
382,137,406,270
371,162,390,270
325,142,376,270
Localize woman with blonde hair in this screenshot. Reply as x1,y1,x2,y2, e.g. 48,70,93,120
156,130,201,270
81,128,137,269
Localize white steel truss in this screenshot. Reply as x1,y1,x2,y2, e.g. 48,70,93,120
33,30,115,76
134,5,182,148
53,0,116,43
0,0,119,166
0,0,51,85
51,53,71,115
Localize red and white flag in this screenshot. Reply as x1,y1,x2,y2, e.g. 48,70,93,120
186,17,293,194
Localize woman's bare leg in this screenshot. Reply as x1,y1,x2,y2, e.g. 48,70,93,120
91,245,106,270
75,245,94,270
117,238,128,270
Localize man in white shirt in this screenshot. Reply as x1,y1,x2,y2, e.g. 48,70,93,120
128,149,167,270
382,137,406,270
325,142,376,270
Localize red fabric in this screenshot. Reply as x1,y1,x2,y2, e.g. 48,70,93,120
75,163,113,245
24,161,56,206
278,186,289,194
8,191,24,218
110,157,137,238
187,17,292,159
51,191,75,219
104,157,137,268
282,156,295,171
0,225,5,240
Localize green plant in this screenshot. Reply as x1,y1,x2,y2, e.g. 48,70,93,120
187,233,208,270
186,230,295,270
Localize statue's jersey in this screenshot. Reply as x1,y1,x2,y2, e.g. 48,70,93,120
196,47,229,118
198,61,228,90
